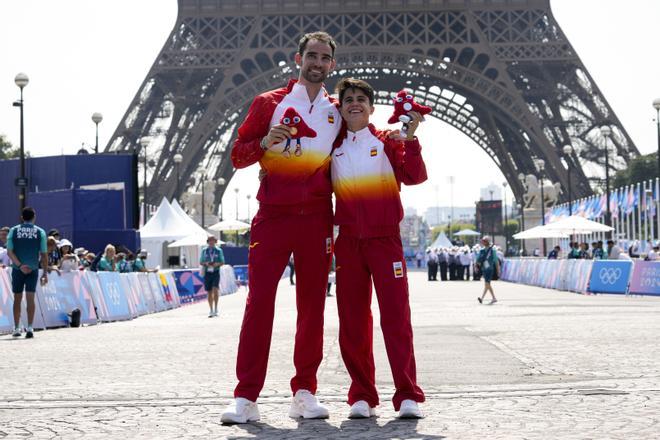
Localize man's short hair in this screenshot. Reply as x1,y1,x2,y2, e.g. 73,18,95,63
22,207,36,222
298,31,337,57
335,78,375,106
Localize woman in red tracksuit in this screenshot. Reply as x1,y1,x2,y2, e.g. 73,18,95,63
331,78,427,419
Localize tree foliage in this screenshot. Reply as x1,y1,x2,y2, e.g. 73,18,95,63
612,152,659,188
0,135,20,160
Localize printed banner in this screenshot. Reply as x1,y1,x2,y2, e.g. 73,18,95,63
36,271,98,328
0,268,16,333
96,271,132,321
122,273,150,317
588,260,633,294
172,270,207,304
628,261,660,296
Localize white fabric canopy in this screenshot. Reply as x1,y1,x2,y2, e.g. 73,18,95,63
208,219,251,232
543,215,614,234
170,199,209,236
455,229,481,236
430,232,452,249
167,234,225,248
513,225,569,239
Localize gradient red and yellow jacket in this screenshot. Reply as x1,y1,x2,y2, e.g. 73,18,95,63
331,124,428,238
231,79,341,213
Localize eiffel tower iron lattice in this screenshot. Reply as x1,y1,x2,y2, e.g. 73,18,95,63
106,0,638,212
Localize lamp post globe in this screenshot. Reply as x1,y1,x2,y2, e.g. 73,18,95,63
14,73,29,89
600,126,613,237
534,158,546,256
234,187,240,220
217,178,226,220
92,112,103,154
173,153,183,200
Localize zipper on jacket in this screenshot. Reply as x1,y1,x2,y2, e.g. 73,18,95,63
309,104,314,114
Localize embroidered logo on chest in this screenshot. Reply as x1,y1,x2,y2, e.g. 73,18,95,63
328,112,335,124
370,147,378,157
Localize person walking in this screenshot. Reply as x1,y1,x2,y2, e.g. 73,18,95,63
6,207,49,339
476,236,499,305
221,31,341,424
200,235,224,317
438,248,448,281
331,78,426,419
426,249,438,281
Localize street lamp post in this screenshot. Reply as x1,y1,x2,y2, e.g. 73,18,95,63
234,187,239,220
502,181,508,255
173,153,183,200
200,173,206,229
218,178,226,221
517,203,526,256
448,176,455,242
653,99,660,178
246,194,252,221
140,138,150,223
534,159,547,256
92,112,103,154
563,145,574,216
600,126,613,239
13,73,29,210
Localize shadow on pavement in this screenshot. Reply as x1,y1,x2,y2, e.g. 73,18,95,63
226,417,445,439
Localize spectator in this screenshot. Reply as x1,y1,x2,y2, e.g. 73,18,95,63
47,229,61,245
593,241,606,260
459,248,472,280
476,236,499,305
415,251,423,269
646,244,659,261
58,239,79,273
0,226,10,267
0,226,9,248
567,242,580,259
98,244,117,271
579,242,591,259
46,237,61,270
82,252,96,269
606,240,621,260
116,252,131,273
426,248,438,281
547,245,560,259
132,249,155,272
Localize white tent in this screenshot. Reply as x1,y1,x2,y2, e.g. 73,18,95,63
543,215,614,234
168,199,216,268
139,198,204,268
430,232,452,249
455,229,481,236
513,225,569,239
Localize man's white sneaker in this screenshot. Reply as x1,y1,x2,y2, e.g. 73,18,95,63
288,389,329,419
398,399,423,419
12,328,21,338
348,400,376,419
220,397,260,424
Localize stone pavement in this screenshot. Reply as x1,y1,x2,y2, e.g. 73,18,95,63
1,272,659,439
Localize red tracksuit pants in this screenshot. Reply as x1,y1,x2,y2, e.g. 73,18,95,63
233,208,333,401
335,233,425,411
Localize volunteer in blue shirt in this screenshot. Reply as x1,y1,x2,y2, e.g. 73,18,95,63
200,235,224,317
6,207,49,339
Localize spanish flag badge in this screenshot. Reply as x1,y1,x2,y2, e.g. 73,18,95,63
328,112,335,124
370,147,378,157
393,261,403,278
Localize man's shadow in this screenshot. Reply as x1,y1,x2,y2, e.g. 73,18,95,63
224,417,445,440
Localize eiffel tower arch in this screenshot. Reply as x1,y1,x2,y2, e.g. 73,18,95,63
106,0,638,211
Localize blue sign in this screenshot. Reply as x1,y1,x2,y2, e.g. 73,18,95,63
588,260,633,294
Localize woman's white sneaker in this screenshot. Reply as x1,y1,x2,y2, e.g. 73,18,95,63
288,389,329,419
348,400,376,419
398,399,423,419
220,397,260,424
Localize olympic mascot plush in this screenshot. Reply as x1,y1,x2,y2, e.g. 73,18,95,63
387,90,432,138
279,107,317,157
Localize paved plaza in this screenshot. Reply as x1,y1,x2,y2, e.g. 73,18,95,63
1,271,659,439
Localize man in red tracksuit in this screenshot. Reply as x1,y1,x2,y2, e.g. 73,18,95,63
331,78,427,419
221,32,341,424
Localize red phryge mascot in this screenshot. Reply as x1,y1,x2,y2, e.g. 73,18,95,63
280,107,317,157
387,90,432,138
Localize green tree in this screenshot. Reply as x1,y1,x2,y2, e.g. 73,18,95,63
612,152,659,188
0,134,20,160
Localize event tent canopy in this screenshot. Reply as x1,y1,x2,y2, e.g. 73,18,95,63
140,198,193,241
513,225,569,239
208,219,251,232
542,215,614,234
455,229,481,236
430,232,452,249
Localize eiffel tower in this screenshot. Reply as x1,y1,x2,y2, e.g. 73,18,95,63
106,0,638,210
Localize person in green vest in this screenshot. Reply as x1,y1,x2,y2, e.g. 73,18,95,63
200,235,224,317
98,244,117,272
476,236,499,305
6,207,49,339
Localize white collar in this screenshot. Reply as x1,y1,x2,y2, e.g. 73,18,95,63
290,82,325,105
346,125,373,142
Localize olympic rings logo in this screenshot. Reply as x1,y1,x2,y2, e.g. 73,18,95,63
599,267,622,285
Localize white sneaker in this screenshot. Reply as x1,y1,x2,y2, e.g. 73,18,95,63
288,389,329,419
220,397,260,424
208,311,214,318
213,310,219,317
12,328,21,338
348,400,376,419
398,399,423,419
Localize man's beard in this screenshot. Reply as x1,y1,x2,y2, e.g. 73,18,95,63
301,67,327,84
